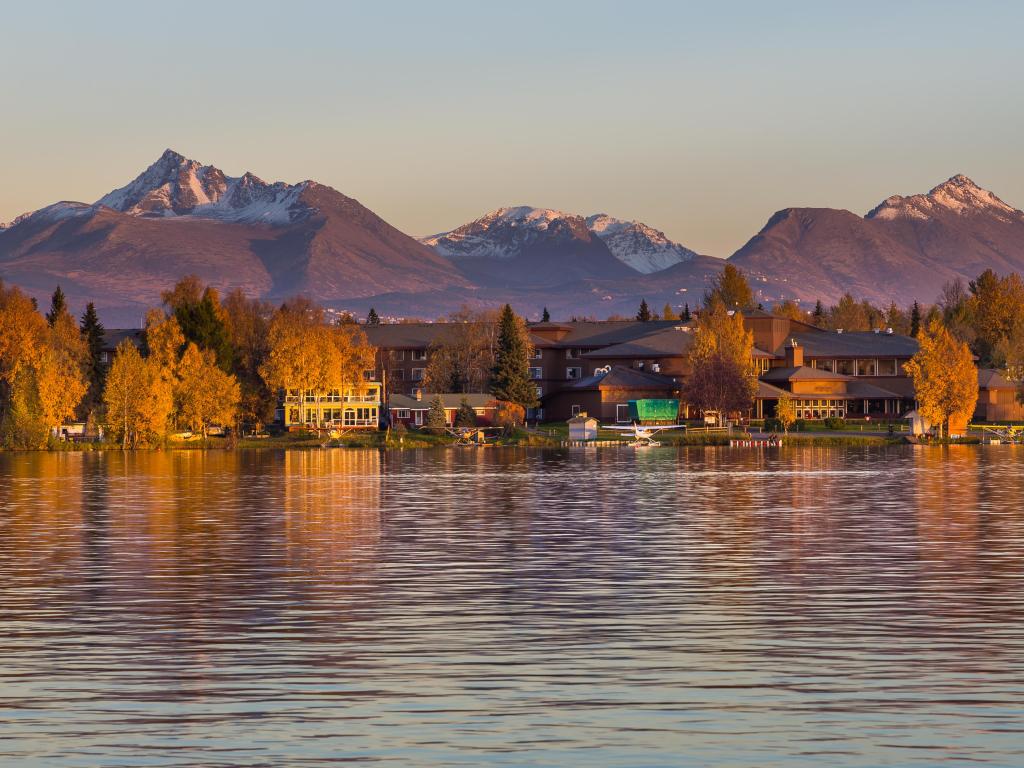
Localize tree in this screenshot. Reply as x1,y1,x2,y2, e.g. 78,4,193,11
175,343,241,437
683,297,757,424
772,299,805,322
35,310,89,435
682,303,691,322
636,298,651,322
904,318,978,439
541,307,551,322
812,300,826,327
455,397,477,428
966,269,1024,366
662,303,677,321
80,302,106,414
424,306,499,393
490,304,538,412
1,367,47,449
103,340,173,447
162,276,234,371
426,395,448,432
775,393,796,434
884,302,910,336
366,307,380,325
0,281,48,387
46,286,67,327
910,300,922,338
704,263,754,310
223,289,275,429
827,293,870,331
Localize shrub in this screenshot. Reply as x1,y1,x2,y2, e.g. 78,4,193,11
823,417,847,430
763,417,783,432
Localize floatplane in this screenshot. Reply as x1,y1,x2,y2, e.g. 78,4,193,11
603,422,686,447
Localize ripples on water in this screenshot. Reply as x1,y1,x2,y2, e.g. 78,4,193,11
0,446,1022,767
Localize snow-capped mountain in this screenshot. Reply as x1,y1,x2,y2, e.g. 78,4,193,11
96,149,314,225
866,174,1023,223
585,214,696,273
422,206,698,278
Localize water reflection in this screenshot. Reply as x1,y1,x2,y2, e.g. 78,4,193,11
0,445,1022,767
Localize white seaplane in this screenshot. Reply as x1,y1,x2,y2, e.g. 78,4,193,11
603,422,687,447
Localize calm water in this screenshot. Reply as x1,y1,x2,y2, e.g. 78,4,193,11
0,446,1022,767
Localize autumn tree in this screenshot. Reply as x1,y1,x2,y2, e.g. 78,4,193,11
966,269,1024,367
223,289,275,428
103,340,174,447
704,263,754,310
904,318,978,439
662,303,677,321
35,308,89,436
175,343,241,437
775,393,796,434
683,297,757,425
828,293,870,331
162,276,234,371
772,299,805,323
490,304,538,413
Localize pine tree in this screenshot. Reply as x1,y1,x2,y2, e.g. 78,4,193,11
636,298,651,322
426,395,448,432
910,300,922,337
366,307,380,325
812,300,826,327
79,302,106,413
541,307,551,322
490,304,538,411
46,286,67,327
682,303,691,322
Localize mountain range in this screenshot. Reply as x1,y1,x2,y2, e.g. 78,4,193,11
2,150,1023,324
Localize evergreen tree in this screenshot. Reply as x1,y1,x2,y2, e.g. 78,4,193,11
910,300,922,337
636,298,651,322
426,395,448,432
455,397,477,427
541,307,550,322
163,278,233,371
812,300,826,327
80,302,106,412
46,286,67,327
682,303,691,322
490,304,539,411
366,307,380,325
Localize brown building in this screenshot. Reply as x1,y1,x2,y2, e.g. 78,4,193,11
388,393,499,428
542,365,682,423
976,369,1024,422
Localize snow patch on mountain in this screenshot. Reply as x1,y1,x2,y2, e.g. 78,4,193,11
585,213,696,273
95,149,314,225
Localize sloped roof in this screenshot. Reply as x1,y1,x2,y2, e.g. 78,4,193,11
761,365,852,382
581,326,694,358
844,379,905,399
757,380,790,398
978,368,1023,389
785,330,919,358
363,323,452,348
101,329,145,351
531,319,690,347
567,365,680,391
389,393,498,409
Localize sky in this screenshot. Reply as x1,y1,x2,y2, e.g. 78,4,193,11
2,0,1023,257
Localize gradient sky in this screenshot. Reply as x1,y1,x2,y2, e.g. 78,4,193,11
2,0,1023,256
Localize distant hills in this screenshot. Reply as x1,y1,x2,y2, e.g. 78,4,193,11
2,150,1024,324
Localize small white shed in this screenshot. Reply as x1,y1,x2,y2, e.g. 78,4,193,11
568,413,598,441
904,409,931,436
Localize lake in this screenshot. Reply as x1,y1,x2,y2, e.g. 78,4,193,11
1,446,1022,767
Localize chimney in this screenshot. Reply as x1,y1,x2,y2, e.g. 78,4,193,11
785,338,804,368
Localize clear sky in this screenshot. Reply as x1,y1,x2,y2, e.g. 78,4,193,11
2,0,1022,256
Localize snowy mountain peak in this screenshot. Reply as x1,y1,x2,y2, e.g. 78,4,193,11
94,149,314,225
585,214,696,273
867,174,1021,222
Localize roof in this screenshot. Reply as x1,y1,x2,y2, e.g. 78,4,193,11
844,380,905,399
785,330,919,358
101,329,145,351
581,326,694,358
566,365,680,391
362,323,457,348
757,380,791,398
761,365,852,382
978,368,1024,389
531,319,690,348
389,393,498,409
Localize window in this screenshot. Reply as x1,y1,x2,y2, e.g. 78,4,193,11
836,359,854,376
566,348,580,359
411,350,427,361
532,348,542,359
414,410,424,426
529,367,543,380
391,369,405,381
325,389,342,402
566,367,582,380
411,368,425,381
814,359,835,372
390,349,405,361
856,359,877,376
535,385,543,398
616,404,631,423
394,409,410,419
571,405,582,417
877,359,897,376
363,369,375,381
100,351,110,363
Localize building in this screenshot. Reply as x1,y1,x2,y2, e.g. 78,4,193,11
282,383,382,429
388,392,499,428
976,369,1024,422
543,365,682,423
